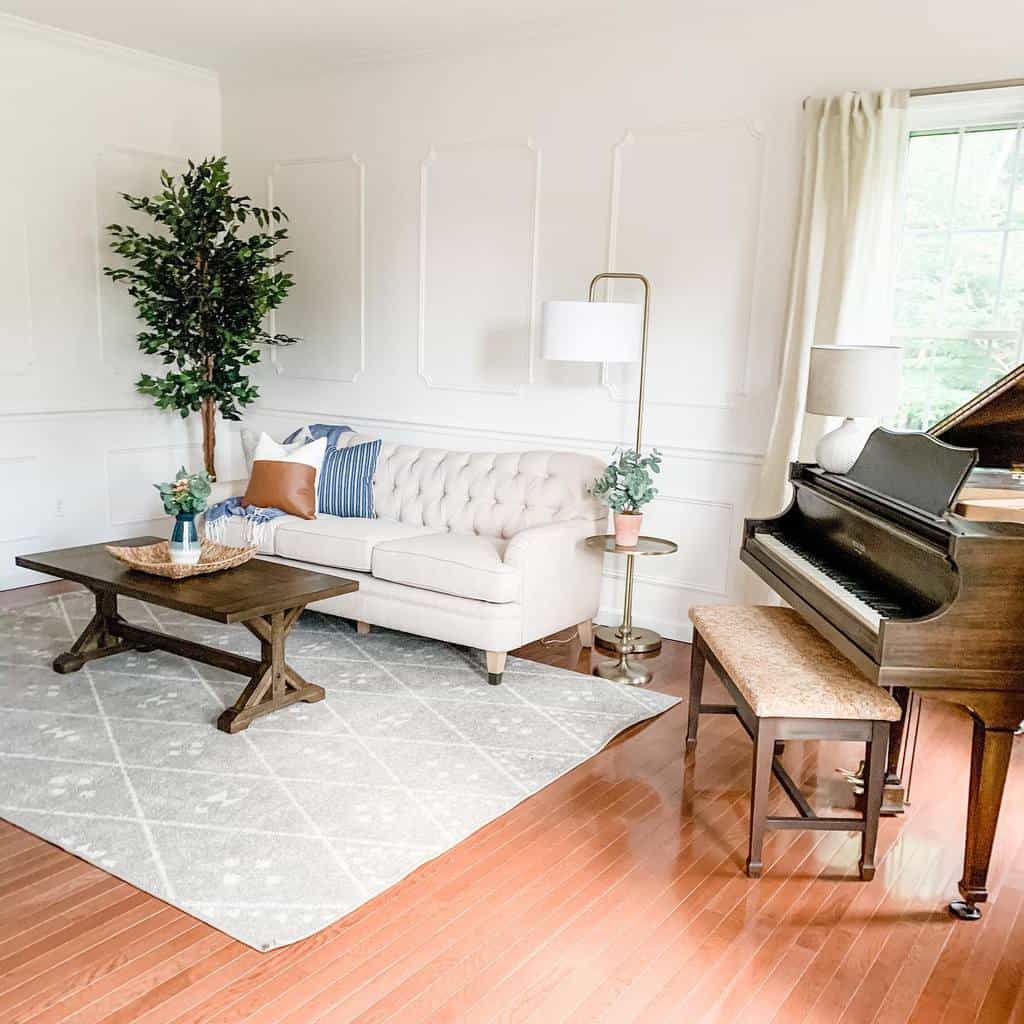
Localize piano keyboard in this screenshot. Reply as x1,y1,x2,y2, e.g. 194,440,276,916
754,533,885,633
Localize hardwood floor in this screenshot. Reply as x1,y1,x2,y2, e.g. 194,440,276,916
2,588,1023,1023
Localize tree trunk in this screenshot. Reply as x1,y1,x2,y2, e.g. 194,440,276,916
201,397,216,481
201,354,216,481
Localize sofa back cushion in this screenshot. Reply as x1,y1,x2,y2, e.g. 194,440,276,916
372,447,605,539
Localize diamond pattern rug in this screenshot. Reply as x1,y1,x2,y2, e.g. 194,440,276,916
0,592,678,950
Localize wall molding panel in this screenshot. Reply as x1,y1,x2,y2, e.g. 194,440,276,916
0,181,34,378
0,454,44,589
418,139,540,395
96,145,190,372
268,155,366,384
0,22,221,591
106,442,204,527
602,120,765,411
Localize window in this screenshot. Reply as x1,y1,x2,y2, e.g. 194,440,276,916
890,90,1024,429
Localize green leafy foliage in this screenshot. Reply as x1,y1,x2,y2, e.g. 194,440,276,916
104,156,297,426
590,448,662,513
891,127,1024,430
155,467,212,516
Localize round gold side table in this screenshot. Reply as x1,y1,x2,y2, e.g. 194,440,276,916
585,534,678,686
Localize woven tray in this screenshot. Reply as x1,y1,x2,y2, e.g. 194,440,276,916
105,540,257,580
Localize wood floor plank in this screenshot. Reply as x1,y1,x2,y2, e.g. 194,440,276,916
0,874,128,946
175,775,649,1024
313,737,708,1024
18,917,203,1024
0,586,1022,1024
252,773,670,1024
402,734,760,1024
183,712,686,1024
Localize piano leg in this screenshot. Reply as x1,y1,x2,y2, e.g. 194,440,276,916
881,686,910,814
950,711,1017,920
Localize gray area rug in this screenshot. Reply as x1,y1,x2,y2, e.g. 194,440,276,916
0,592,678,950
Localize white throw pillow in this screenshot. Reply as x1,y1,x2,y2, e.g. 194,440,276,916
241,428,307,474
252,432,327,472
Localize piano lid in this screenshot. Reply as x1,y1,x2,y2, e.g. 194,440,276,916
845,427,978,518
929,361,1024,471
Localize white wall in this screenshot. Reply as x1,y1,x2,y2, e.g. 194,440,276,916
220,3,1024,641
0,17,223,589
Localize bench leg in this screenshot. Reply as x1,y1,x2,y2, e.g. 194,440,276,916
860,720,888,881
686,635,706,751
747,718,776,878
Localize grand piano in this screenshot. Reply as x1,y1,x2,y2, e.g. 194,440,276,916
742,361,1024,921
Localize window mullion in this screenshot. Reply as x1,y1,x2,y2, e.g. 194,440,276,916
937,130,964,329
992,124,1022,325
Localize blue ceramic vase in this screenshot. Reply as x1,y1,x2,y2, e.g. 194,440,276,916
169,512,201,565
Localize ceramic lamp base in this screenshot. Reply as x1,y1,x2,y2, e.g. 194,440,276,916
815,417,872,475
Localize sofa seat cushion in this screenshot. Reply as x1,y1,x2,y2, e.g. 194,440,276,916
274,517,439,572
372,532,520,604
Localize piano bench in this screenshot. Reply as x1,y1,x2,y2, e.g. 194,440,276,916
686,605,901,881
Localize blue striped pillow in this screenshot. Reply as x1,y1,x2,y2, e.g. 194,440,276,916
317,439,381,518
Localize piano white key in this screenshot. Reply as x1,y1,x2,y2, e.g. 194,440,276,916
755,533,881,634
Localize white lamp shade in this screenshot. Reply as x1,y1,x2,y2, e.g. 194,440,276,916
806,344,903,418
541,300,642,363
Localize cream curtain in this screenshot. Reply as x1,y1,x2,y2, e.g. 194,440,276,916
753,89,909,521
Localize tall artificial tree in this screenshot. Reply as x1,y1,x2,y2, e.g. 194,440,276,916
104,156,297,479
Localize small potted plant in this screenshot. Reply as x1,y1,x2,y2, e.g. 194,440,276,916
591,448,662,547
156,468,212,565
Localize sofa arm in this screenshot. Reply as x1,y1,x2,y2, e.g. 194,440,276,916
504,519,606,646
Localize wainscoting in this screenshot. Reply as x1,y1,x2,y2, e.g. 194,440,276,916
0,18,222,590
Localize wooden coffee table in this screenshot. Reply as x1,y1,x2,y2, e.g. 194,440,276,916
16,538,358,733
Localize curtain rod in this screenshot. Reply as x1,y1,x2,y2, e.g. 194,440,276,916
802,77,1024,108
910,77,1024,97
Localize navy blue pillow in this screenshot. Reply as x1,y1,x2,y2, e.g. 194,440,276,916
317,440,382,518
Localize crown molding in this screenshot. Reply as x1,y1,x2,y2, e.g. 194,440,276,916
0,12,218,83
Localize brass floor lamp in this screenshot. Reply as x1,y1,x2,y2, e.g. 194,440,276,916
542,272,671,667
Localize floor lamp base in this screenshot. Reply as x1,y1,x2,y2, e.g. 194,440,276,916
593,657,652,686
594,624,662,655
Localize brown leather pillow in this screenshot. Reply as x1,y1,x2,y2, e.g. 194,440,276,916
242,461,317,520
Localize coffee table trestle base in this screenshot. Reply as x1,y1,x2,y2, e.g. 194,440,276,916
53,589,325,732
17,538,357,734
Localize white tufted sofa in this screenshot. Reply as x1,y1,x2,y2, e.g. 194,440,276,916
217,439,608,683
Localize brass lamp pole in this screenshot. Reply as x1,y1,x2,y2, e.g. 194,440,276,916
587,273,666,659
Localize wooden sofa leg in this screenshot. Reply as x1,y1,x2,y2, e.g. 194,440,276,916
356,621,371,635
486,651,507,686
686,635,706,751
859,720,888,881
747,719,775,878
577,619,594,648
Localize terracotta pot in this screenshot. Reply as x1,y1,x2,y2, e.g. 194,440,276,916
613,511,643,547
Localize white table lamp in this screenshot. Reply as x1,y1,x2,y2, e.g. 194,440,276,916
807,344,903,473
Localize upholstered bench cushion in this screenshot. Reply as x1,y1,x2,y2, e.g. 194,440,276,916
688,605,901,721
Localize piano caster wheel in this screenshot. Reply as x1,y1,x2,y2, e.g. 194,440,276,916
949,899,982,921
